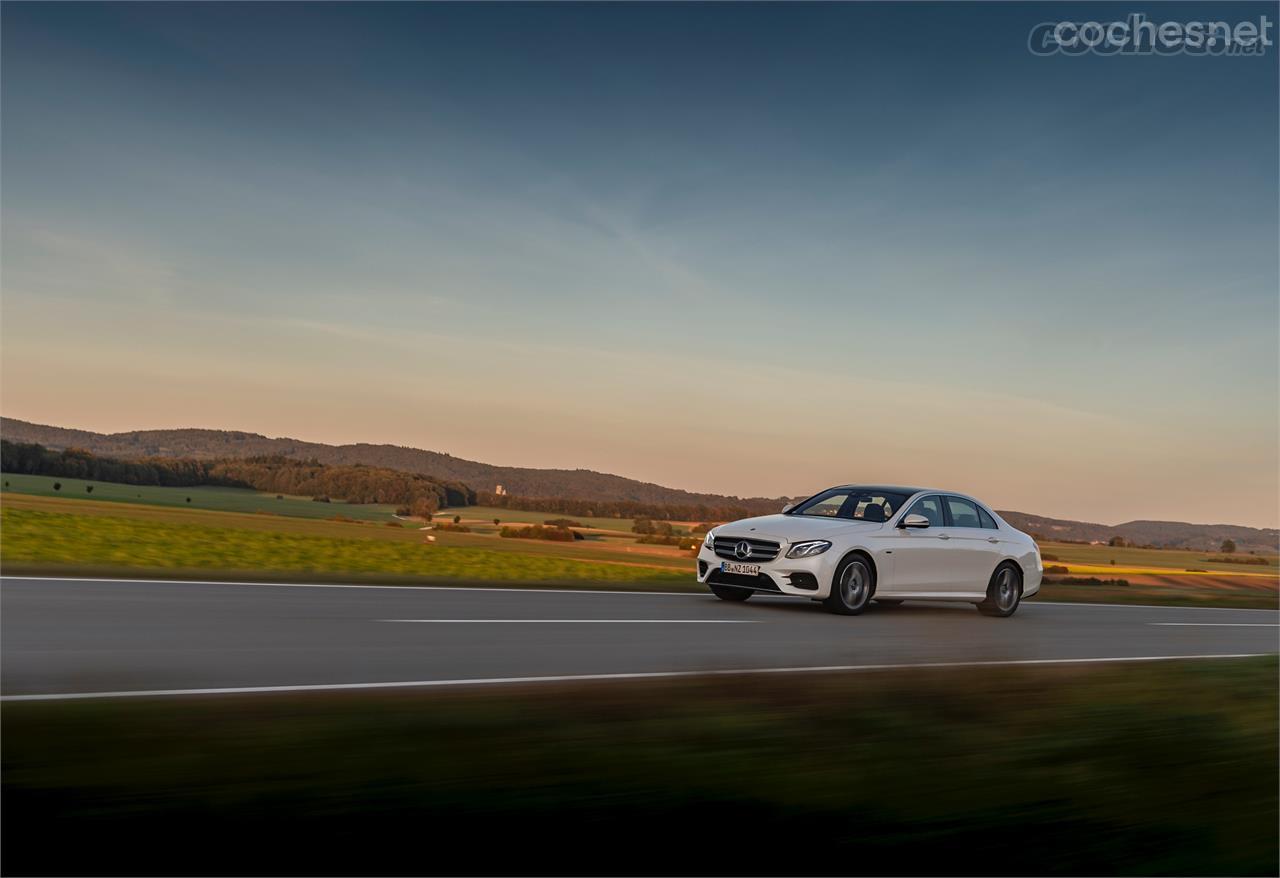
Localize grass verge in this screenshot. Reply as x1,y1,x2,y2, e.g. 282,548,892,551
1036,581,1278,609
3,658,1276,876
0,506,687,585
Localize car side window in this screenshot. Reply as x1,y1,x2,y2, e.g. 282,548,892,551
977,506,998,529
905,496,944,526
944,496,981,529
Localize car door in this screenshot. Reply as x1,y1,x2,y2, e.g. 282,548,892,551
974,502,1008,585
940,496,997,595
887,495,954,595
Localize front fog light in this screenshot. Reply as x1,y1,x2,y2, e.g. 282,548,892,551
786,540,832,559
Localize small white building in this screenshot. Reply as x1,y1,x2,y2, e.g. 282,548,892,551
495,484,506,496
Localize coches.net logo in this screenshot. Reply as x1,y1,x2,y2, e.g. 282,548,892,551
1029,13,1274,56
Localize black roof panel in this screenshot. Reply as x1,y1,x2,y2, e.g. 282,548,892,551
835,485,927,495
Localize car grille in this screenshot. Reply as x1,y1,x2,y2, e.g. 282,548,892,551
712,536,781,562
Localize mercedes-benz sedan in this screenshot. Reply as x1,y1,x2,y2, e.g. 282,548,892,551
697,485,1042,616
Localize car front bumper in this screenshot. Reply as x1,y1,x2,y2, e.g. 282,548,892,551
696,544,837,598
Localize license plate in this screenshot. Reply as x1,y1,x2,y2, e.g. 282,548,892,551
721,561,760,576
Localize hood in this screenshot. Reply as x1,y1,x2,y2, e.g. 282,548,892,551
712,513,886,544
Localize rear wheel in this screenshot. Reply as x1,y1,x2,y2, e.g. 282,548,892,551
823,557,873,615
710,583,752,602
978,563,1022,617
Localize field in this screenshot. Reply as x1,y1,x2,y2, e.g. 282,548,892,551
1034,538,1277,609
436,504,653,534
1,476,1276,606
0,497,687,586
1037,539,1277,577
0,472,402,522
0,476,657,533
4,657,1276,875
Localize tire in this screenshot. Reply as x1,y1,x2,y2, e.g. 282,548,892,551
875,599,904,607
710,583,752,602
823,556,874,615
978,563,1022,617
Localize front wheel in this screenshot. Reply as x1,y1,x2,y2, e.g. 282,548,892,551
710,583,752,602
978,563,1022,617
823,557,873,615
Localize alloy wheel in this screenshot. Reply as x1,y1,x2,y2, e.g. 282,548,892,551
995,567,1018,611
840,563,868,608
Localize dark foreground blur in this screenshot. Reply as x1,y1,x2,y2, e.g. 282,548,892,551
4,658,1277,876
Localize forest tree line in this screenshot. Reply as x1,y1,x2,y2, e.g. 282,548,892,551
1,441,475,511
2,418,792,511
3,439,786,522
475,491,781,523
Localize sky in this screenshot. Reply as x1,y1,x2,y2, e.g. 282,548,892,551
2,2,1277,527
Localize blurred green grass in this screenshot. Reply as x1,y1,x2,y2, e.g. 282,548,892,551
0,475,645,533
4,658,1276,875
1037,581,1277,609
0,506,688,584
1,471,405,521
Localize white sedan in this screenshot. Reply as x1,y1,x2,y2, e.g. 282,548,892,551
697,485,1042,616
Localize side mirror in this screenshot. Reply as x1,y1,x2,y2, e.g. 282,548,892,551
899,513,930,529
781,503,794,513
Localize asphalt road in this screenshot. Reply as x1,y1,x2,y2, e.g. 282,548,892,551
2,576,1277,699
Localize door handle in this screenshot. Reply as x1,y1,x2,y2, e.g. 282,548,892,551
987,537,999,543
937,533,950,540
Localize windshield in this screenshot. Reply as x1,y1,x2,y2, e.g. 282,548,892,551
787,488,911,523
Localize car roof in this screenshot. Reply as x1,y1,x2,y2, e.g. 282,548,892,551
834,485,930,496
825,487,1001,518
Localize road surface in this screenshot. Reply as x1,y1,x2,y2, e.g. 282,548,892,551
2,576,1276,699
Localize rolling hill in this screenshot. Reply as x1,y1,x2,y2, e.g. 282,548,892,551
0,418,785,513
4,417,1276,552
993,511,1277,556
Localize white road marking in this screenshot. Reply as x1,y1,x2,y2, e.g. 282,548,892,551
1149,622,1279,627
3,576,1276,615
0,575,696,597
1,653,1269,702
379,619,756,623
1038,600,1279,612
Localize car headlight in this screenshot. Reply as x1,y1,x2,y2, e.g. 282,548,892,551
703,531,716,549
786,540,831,559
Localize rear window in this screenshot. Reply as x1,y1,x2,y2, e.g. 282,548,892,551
943,496,982,528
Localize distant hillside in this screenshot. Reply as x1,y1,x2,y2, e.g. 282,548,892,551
0,418,785,514
1,439,475,513
4,417,1276,552
994,511,1277,555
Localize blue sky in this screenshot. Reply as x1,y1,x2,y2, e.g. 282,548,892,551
2,2,1277,526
